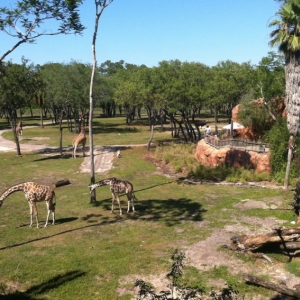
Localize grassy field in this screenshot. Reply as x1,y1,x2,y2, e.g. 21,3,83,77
0,113,299,299
1,114,180,148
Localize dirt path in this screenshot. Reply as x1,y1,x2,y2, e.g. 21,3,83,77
0,128,148,173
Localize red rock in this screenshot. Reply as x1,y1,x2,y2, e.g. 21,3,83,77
194,140,271,173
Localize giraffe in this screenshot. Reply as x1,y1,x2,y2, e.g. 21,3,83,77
16,120,23,139
89,177,137,215
72,115,86,158
0,180,70,228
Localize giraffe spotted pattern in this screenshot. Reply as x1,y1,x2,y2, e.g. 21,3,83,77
89,177,137,215
0,182,56,228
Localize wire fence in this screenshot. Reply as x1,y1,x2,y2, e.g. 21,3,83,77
204,136,269,153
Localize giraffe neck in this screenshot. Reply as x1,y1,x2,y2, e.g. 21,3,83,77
0,183,26,202
81,123,85,134
89,178,115,192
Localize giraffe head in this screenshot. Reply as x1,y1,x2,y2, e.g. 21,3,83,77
89,184,97,193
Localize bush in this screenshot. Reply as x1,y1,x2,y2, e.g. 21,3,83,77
264,117,300,184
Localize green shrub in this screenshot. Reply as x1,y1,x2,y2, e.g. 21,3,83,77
264,117,300,184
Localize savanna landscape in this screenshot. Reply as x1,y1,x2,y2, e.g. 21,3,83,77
0,112,299,300
2,1,300,299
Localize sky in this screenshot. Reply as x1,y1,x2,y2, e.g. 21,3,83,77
1,0,282,68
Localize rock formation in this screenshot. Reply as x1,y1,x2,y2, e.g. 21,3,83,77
194,140,271,173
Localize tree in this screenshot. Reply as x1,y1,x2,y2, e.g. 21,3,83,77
0,0,85,62
207,61,253,125
89,0,113,203
253,51,285,103
269,0,300,189
0,59,34,155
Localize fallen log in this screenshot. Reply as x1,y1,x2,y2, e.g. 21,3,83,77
242,273,300,298
52,179,71,189
231,227,300,252
279,242,300,251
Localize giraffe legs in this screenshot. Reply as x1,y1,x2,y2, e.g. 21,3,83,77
111,193,122,215
29,202,39,228
73,144,77,158
44,210,55,227
44,200,55,227
127,194,135,213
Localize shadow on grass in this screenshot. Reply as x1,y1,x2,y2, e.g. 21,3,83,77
0,215,126,251
93,197,205,226
18,217,78,228
0,195,205,251
93,126,140,135
31,152,73,161
0,181,204,250
0,270,85,299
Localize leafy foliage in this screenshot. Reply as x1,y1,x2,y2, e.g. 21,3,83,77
264,118,289,182
0,0,85,62
135,249,244,300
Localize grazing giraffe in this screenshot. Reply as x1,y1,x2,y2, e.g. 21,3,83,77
72,115,86,158
0,180,70,228
89,177,137,215
16,120,22,139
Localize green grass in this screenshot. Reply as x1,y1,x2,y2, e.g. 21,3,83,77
1,115,177,148
0,113,298,299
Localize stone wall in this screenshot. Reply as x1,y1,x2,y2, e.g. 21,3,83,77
195,140,271,173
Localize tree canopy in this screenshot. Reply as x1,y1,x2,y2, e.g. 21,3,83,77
0,0,85,62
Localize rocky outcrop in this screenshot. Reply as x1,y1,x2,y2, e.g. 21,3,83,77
195,140,271,173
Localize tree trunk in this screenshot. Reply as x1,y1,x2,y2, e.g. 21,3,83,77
285,55,300,136
147,125,154,151
230,227,300,252
9,116,22,156
242,274,300,298
284,135,294,190
89,1,111,202
40,106,44,128
59,112,63,156
284,54,300,190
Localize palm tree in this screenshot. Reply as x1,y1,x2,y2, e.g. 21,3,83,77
269,0,300,189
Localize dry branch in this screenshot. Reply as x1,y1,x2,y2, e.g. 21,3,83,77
230,227,300,253
242,273,300,298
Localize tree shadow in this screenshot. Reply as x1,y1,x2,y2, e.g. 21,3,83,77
92,197,205,226
225,149,255,169
0,216,126,251
31,152,72,161
0,270,85,299
93,126,140,135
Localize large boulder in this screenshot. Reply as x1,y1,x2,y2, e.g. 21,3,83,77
195,140,271,173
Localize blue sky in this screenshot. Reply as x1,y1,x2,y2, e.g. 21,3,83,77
1,0,281,67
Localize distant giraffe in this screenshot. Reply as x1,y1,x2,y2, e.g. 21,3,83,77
72,115,86,158
89,177,137,215
16,120,23,139
0,180,70,228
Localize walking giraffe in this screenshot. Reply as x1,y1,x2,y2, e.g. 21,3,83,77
0,180,70,228
16,120,22,139
89,178,137,215
72,115,86,158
